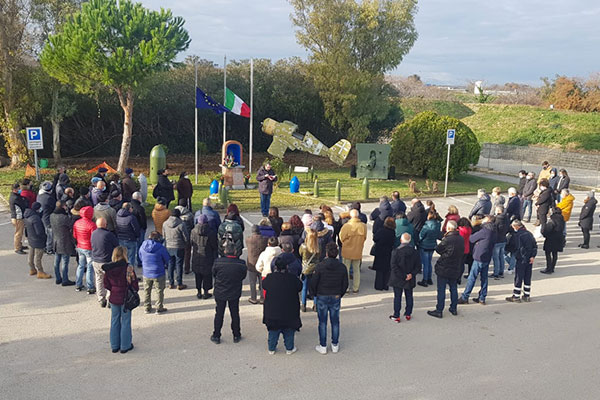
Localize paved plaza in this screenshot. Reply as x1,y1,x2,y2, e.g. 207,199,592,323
1,189,599,399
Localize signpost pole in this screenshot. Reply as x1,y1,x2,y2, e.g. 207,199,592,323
34,150,40,181
444,144,450,197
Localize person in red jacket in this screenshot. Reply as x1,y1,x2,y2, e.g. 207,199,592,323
20,179,37,208
73,206,97,293
103,246,138,353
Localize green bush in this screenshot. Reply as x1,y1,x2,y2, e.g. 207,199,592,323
26,169,95,194
390,111,481,180
263,158,288,187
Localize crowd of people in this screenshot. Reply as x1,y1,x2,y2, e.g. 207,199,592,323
6,160,597,355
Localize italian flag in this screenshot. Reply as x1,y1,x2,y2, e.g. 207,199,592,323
225,88,250,118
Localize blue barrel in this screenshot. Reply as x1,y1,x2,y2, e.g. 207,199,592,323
290,176,300,193
209,179,219,195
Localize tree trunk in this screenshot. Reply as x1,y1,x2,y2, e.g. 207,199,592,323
1,61,25,168
51,87,61,162
116,87,134,174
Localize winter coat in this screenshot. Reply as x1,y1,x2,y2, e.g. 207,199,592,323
535,188,553,218
120,175,137,202
246,233,268,273
163,216,189,249
212,256,247,301
389,244,421,289
50,208,75,256
299,243,320,276
339,217,367,260
139,239,169,278
152,203,170,235
195,206,221,233
469,222,497,263
90,187,103,207
442,213,460,233
517,177,527,196
153,174,175,204
523,179,537,200
109,198,123,212
55,173,70,200
543,214,565,252
259,225,276,238
506,227,537,263
20,189,36,208
370,199,393,235
256,246,282,278
256,166,277,195
556,175,570,193
94,203,117,232
37,189,55,226
407,201,427,234
262,271,303,331
538,166,552,184
556,194,575,222
279,229,300,258
492,194,505,208
217,218,244,257
505,195,521,221
372,225,396,271
390,199,407,216
578,197,597,231
9,192,27,220
269,216,283,237
469,194,492,219
175,205,195,234
24,208,47,249
395,218,415,247
494,213,509,244
116,208,140,242
434,230,465,280
190,223,218,275
311,257,349,297
548,168,559,191
176,177,193,201
130,199,147,230
271,251,302,277
419,219,441,251
91,228,119,263
458,225,472,255
73,207,97,250
103,259,138,306
228,214,245,232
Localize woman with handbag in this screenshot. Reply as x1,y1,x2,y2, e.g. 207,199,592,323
103,246,139,354
299,228,320,312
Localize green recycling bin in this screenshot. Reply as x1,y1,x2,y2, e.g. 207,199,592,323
39,159,49,168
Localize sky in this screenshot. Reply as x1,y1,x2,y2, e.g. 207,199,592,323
140,0,600,86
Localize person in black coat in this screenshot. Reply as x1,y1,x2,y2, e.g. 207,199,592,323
535,179,553,229
9,183,28,254
372,217,396,291
351,202,368,224
153,169,175,207
210,243,247,344
578,191,597,249
279,223,300,259
541,208,565,274
390,191,407,216
555,169,570,201
191,218,218,299
370,196,393,236
262,257,303,354
407,199,427,239
517,170,527,197
49,201,76,285
505,188,521,222
505,220,537,302
37,181,56,254
176,172,193,210
389,233,421,321
428,221,465,318
24,203,51,278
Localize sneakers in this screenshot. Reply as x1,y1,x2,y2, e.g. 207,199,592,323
427,310,443,318
268,350,275,355
156,307,168,314
286,347,298,355
457,297,468,305
331,344,339,353
506,270,514,275
315,345,327,355
249,298,259,305
389,315,401,323
87,288,96,295
37,271,51,279
15,249,27,255
210,335,221,344
75,286,84,292
405,315,412,321
505,296,521,303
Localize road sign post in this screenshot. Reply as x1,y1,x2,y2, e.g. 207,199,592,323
444,129,456,197
26,127,43,181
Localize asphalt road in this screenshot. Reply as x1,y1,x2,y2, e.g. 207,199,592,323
1,189,599,399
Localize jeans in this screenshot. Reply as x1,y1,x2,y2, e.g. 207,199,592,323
167,248,185,286
505,252,516,271
492,242,506,276
392,286,413,317
144,275,166,310
419,248,434,281
213,299,241,338
110,304,132,351
301,274,314,306
76,248,94,289
522,199,533,221
436,276,458,313
54,254,70,282
260,193,271,217
461,260,489,302
513,260,533,297
44,223,53,253
268,328,295,351
342,258,361,292
136,229,146,267
119,239,137,269
316,295,341,347
248,270,263,301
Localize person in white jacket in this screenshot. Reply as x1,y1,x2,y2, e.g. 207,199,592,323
256,237,281,278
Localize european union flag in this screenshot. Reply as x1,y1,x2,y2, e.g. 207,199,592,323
196,87,229,114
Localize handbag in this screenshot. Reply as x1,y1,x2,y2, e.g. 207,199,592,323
301,252,317,275
369,244,377,256
124,284,140,311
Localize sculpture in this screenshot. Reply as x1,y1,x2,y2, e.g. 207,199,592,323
261,118,351,166
355,144,391,179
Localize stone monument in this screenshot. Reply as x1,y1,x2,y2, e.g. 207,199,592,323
221,140,245,190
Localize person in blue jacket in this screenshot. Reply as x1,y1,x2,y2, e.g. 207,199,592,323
138,231,170,314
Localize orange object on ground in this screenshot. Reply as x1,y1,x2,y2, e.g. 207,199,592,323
24,165,54,177
86,162,117,174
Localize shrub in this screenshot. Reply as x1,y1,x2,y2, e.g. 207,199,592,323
26,169,95,194
263,158,287,187
390,111,481,180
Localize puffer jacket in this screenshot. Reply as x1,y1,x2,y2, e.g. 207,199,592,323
103,259,138,306
37,189,56,226
469,194,492,218
470,222,497,263
73,206,97,250
162,216,189,249
152,203,170,235
256,246,282,278
556,193,575,222
190,223,218,275
24,208,47,249
116,208,140,242
339,217,367,260
419,219,441,251
94,203,117,232
139,239,169,278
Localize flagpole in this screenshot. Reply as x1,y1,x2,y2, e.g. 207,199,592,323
249,58,254,178
194,60,198,184
223,55,227,148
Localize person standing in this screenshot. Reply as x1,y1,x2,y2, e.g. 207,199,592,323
517,170,527,197
217,211,244,257
457,217,472,281
116,203,140,268
535,179,553,229
505,220,537,302
138,231,170,314
73,206,97,293
20,179,36,208
130,192,147,267
541,208,565,274
522,172,537,222
394,212,414,247
299,228,321,312
196,198,221,232
24,203,52,279
505,188,521,222
190,215,217,300
491,206,509,279
339,209,367,293
577,191,596,249
279,222,300,259
441,205,460,233
311,243,348,355
256,237,282,281
417,211,441,287
372,217,396,291
389,233,421,322
468,189,492,219
556,189,574,236
9,183,28,255
262,258,303,355
102,246,138,353
91,217,119,307
390,191,406,216
555,169,570,201
176,171,193,211
246,225,268,304
151,197,170,235
175,199,195,274
50,200,76,286
407,199,427,238
538,161,552,184
370,196,393,236
427,221,465,318
458,215,496,305
121,168,137,202
94,167,108,185
256,162,277,217
94,193,117,232
163,209,189,290
210,243,247,344
37,181,56,254
272,243,302,277
268,207,284,237
138,172,148,204
153,168,175,208
491,187,505,209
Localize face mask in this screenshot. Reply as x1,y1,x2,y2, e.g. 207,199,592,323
550,173,555,177
519,175,524,178
526,176,531,180
130,173,134,178
184,175,189,179
540,186,546,190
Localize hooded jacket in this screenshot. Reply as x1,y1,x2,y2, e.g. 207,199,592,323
407,201,427,234
458,225,472,255
153,174,175,203
94,203,117,232
434,230,465,280
91,227,119,263
419,219,441,251
139,239,169,278
371,199,393,235
50,208,75,255
73,206,97,250
556,193,575,222
389,243,421,288
469,194,492,219
339,217,367,260
102,259,138,306
390,198,407,216
152,203,170,235
190,223,218,275
24,208,47,249
116,208,140,242
310,257,349,296
469,222,497,263
262,271,303,331
246,232,268,272
37,188,55,226
163,216,189,249
548,168,559,190
9,191,27,220
256,246,282,278
20,188,36,208
395,217,415,247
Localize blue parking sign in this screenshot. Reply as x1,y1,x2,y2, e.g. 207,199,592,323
446,129,455,145
26,127,44,150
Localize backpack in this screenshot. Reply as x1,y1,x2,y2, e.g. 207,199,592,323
220,223,235,250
